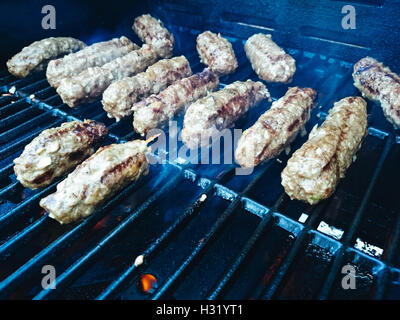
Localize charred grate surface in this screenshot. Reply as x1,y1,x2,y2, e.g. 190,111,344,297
0,26,399,300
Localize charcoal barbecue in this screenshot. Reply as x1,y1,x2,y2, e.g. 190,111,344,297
0,0,399,300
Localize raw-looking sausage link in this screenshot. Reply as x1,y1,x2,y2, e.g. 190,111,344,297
102,55,192,121
56,44,158,107
133,14,175,58
132,68,220,136
235,87,316,168
46,37,138,88
353,56,400,128
7,37,86,78
13,120,108,190
181,80,271,149
281,96,367,205
244,33,296,83
39,140,149,224
196,31,238,75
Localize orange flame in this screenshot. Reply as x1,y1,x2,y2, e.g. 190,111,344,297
138,273,157,294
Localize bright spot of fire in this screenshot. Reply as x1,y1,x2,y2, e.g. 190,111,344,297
138,273,158,294
93,216,110,230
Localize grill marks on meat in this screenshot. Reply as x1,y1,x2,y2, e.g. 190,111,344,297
133,14,175,58
39,140,149,224
244,33,296,83
353,56,400,128
181,80,271,149
46,37,138,88
235,87,316,168
7,37,86,78
13,120,108,190
102,56,192,121
281,97,367,205
132,68,220,136
196,31,238,75
56,44,158,107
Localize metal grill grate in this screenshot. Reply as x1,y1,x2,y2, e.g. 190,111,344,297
0,25,399,300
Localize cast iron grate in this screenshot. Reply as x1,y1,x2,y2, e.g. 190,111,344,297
0,25,399,300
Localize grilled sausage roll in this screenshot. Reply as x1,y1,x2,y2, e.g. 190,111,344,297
181,80,271,149
235,87,316,168
46,37,138,88
132,68,220,136
102,56,192,121
281,97,367,205
244,33,296,83
39,140,150,224
57,44,158,107
7,37,86,78
13,120,108,190
133,14,175,58
353,56,400,128
196,31,238,75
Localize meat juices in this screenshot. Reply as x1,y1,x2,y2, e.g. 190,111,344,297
56,44,158,107
281,97,367,205
46,37,138,88
244,33,296,83
235,87,316,168
102,56,192,121
13,120,108,190
353,56,400,128
133,68,220,136
133,14,175,58
7,37,86,78
40,140,150,224
181,80,271,149
196,31,238,75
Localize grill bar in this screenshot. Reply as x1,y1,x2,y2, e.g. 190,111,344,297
374,214,400,299
206,176,288,299
0,182,56,230
0,104,38,126
32,173,184,300
211,190,289,297
152,196,242,300
0,172,178,298
149,160,282,299
0,163,14,179
318,134,393,299
8,73,44,91
0,23,398,300
95,173,227,300
0,214,49,257
0,181,20,198
260,201,330,299
0,112,54,144
207,209,274,299
0,118,63,161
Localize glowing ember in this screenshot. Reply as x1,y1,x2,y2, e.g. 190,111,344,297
93,216,110,230
138,273,158,294
215,170,225,179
